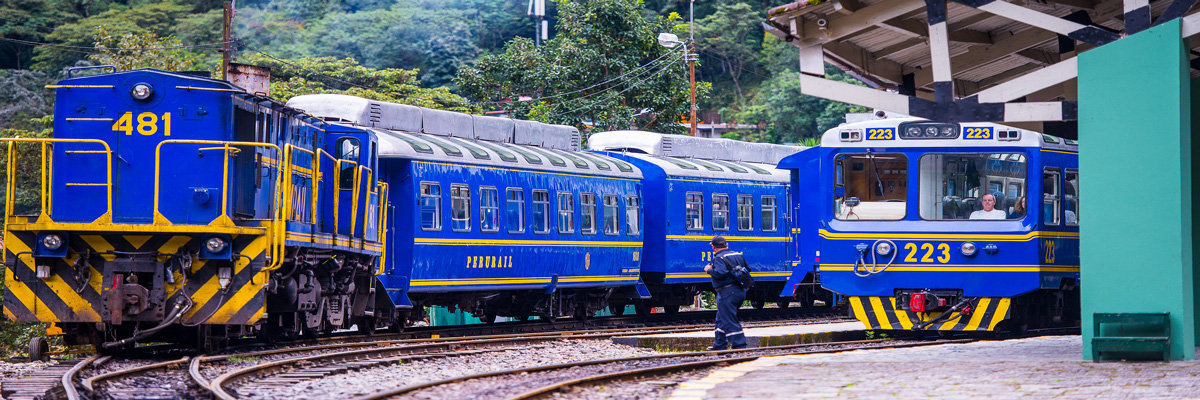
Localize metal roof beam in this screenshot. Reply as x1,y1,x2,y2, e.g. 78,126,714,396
881,16,994,44
788,0,927,44
913,28,1058,88
951,0,1119,44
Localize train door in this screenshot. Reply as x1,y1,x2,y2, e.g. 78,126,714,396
231,102,258,218
326,131,370,237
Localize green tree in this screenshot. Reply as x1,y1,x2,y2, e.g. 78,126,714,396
694,2,764,105
88,27,207,72
0,0,76,69
455,0,708,134
736,65,868,144
31,1,193,72
240,54,475,113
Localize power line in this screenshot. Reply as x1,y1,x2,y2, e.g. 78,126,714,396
0,36,229,52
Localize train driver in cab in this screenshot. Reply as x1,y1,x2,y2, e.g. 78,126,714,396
969,193,1007,220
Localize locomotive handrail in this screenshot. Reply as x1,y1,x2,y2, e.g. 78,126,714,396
282,145,316,224
152,140,285,272
0,138,114,223
376,181,388,275
331,159,356,241
354,164,374,245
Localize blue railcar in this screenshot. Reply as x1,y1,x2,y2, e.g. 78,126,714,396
286,95,645,321
781,118,1080,331
588,131,811,312
4,68,392,350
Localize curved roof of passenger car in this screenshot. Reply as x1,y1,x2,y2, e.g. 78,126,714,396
365,126,642,179
587,130,805,165
821,117,1078,152
599,151,788,184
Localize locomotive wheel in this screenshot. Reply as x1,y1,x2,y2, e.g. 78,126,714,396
28,337,48,362
482,312,497,324
664,304,680,315
751,299,766,310
777,300,790,309
358,317,376,335
634,302,651,317
573,305,590,321
608,302,626,316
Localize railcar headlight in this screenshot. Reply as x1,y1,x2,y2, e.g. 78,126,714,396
960,242,977,256
130,83,154,101
875,241,893,256
41,234,63,251
205,237,227,253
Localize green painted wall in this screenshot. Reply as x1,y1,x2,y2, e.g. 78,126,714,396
1078,19,1196,360
1194,76,1200,347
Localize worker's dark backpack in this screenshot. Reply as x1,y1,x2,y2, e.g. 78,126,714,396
719,252,754,289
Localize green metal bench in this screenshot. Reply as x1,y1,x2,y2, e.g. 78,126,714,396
1091,312,1170,361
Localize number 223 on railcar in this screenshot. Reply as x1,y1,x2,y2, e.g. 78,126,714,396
780,118,1080,332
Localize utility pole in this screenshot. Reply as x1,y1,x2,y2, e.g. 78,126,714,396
688,0,697,137
529,0,547,46
221,1,232,80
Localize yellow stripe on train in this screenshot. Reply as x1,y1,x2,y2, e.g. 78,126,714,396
848,296,1011,331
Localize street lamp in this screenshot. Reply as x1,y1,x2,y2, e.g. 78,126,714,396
658,0,698,137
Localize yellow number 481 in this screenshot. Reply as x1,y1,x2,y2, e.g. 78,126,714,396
112,112,171,136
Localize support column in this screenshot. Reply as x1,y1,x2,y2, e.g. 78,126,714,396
1078,19,1196,360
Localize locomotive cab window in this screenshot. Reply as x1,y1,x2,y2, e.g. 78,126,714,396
337,137,360,190
834,153,907,220
918,153,1027,221
420,182,441,231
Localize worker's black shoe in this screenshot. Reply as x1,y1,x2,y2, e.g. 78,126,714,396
705,345,729,351
731,344,748,350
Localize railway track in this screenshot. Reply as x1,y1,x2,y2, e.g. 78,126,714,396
352,338,974,400
75,316,835,400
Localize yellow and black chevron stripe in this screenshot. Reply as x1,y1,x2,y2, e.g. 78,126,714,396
3,231,269,326
848,296,1011,331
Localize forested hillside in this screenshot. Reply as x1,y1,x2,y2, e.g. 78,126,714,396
1,0,865,143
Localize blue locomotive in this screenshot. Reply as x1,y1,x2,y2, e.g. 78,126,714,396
588,132,811,313
3,67,391,349
285,95,646,322
781,117,1080,331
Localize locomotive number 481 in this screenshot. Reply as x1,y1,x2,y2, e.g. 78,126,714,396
112,112,172,136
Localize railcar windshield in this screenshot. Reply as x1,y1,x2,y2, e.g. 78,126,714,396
833,153,907,220
918,153,1027,220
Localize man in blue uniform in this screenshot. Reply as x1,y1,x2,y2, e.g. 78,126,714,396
704,236,748,350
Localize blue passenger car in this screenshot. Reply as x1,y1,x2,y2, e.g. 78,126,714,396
781,118,1080,331
287,95,645,321
589,131,807,312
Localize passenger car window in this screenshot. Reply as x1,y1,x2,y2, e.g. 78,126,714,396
834,153,907,220
685,192,703,230
1043,168,1060,226
557,192,574,234
532,190,550,234
479,187,499,232
1064,170,1078,226
507,188,525,233
603,195,619,235
581,193,597,235
420,182,441,231
760,196,777,232
625,196,641,236
450,184,471,232
712,193,729,231
917,153,1027,221
737,194,754,231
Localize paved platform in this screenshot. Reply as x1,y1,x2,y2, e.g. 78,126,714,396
666,336,1200,399
612,321,865,351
